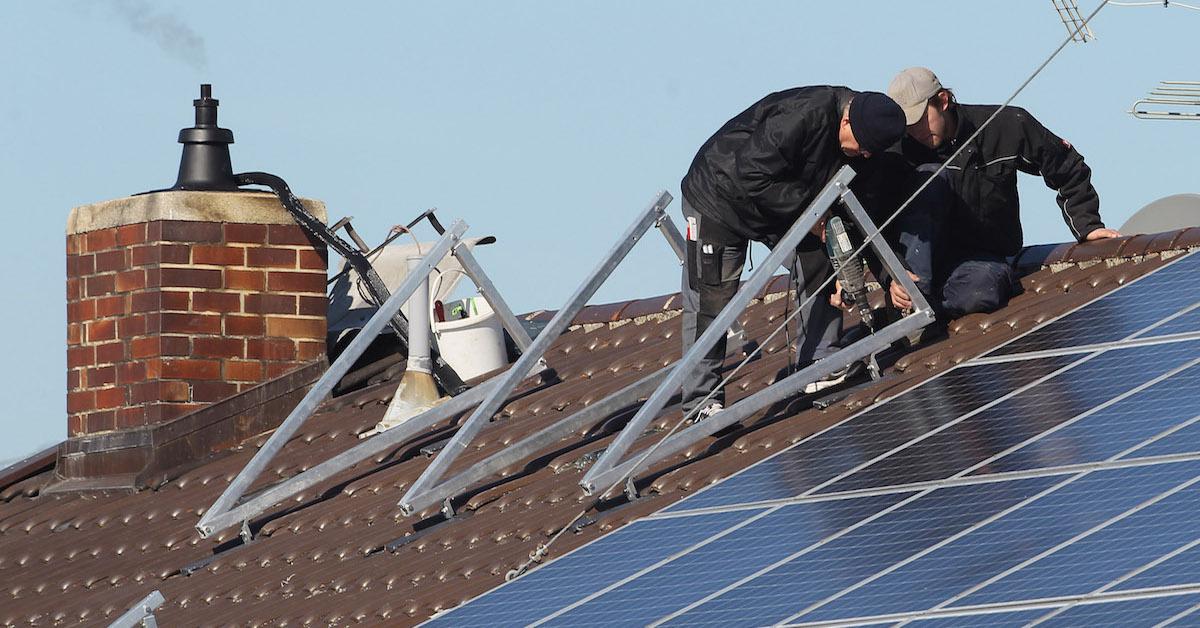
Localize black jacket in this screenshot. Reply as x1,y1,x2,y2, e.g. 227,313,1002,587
681,86,855,243
902,104,1103,258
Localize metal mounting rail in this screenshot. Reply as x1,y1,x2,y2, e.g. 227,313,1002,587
108,590,164,628
397,191,675,515
580,166,935,496
196,222,468,539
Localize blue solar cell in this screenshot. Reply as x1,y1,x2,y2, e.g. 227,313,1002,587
426,508,758,627
539,492,910,626
820,341,1200,494
968,361,1200,475
1038,594,1200,627
665,356,1077,514
659,476,1059,627
1115,543,1200,592
950,462,1200,607
1145,305,1200,338
797,460,1200,620
903,610,1047,627
1132,418,1200,459
991,251,1200,356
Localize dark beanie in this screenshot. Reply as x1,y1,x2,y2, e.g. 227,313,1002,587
848,91,905,154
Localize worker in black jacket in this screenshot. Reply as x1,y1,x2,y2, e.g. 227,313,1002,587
885,67,1120,321
679,87,905,420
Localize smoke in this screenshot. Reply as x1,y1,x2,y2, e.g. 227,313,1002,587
105,0,208,71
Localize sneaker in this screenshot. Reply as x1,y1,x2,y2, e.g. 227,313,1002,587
691,402,724,424
804,361,865,395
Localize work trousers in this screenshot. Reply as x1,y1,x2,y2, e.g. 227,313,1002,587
680,200,840,414
896,165,1019,320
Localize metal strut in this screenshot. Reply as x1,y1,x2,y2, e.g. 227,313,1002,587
234,171,468,395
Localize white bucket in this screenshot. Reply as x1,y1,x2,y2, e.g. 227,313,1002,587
434,297,509,381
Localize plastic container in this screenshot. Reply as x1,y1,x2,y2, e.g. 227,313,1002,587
434,297,508,381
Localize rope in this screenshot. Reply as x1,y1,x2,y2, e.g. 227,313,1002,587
505,0,1111,582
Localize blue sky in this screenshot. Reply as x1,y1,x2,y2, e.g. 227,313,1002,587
1,1,1197,464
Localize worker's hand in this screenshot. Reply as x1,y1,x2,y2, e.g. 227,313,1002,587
1085,227,1121,241
889,271,921,311
811,214,828,241
830,279,849,310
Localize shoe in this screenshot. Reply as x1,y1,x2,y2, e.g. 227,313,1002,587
804,361,866,394
690,402,724,424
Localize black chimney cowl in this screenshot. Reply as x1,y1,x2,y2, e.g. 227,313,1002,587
172,84,238,191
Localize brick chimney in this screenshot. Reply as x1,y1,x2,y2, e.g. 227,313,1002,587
65,191,329,438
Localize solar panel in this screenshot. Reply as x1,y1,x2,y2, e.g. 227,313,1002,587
1038,594,1200,627
989,251,1200,357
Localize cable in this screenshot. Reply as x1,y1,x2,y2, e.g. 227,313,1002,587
506,0,1112,581
1110,0,1200,8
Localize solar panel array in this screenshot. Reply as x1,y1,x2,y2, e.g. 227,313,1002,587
429,251,1200,627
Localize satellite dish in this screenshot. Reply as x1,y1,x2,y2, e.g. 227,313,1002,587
1119,193,1200,234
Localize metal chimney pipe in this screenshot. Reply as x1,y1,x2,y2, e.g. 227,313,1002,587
172,83,237,191
405,256,433,375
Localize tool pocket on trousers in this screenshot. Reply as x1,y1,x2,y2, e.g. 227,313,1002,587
686,239,700,292
700,243,725,287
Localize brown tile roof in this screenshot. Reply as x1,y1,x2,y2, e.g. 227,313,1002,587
2,229,1198,626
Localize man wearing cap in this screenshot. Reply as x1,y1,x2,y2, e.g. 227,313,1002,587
885,67,1120,323
679,86,906,420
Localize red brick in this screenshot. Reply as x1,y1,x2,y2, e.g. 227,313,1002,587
247,247,297,269
116,406,147,429
130,381,189,404
67,368,80,389
87,365,116,387
115,223,148,246
192,381,238,402
267,271,326,294
245,293,296,315
224,359,263,382
245,337,296,361
93,386,126,410
115,269,146,292
298,295,327,316
130,291,161,313
67,345,94,368
161,220,222,243
268,224,315,246
130,337,157,359
297,248,329,270
67,298,96,323
161,336,191,356
95,341,126,365
162,312,222,334
84,229,117,253
193,245,245,266
162,290,190,311
192,291,242,313
85,273,116,297
86,410,117,433
144,358,161,380
87,319,116,343
66,278,82,301
161,358,221,380
67,323,82,345
161,267,222,289
68,414,85,436
131,245,157,266
225,269,266,291
94,249,128,273
225,223,268,244
66,234,83,255
117,361,146,385
159,243,191,264
95,295,127,318
193,336,245,359
266,362,301,378
225,315,265,337
298,341,326,361
67,390,94,414
146,221,163,241
266,316,325,339
67,254,95,277
117,315,146,339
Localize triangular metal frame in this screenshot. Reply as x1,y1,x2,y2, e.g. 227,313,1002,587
396,191,676,516
579,165,936,497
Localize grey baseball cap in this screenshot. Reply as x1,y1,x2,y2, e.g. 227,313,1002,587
887,67,943,125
